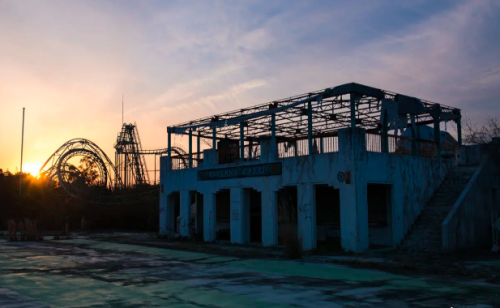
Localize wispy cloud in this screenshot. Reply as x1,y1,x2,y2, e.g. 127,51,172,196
0,0,499,172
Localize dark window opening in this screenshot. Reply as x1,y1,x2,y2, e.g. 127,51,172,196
168,192,180,235
277,186,298,245
249,189,262,243
367,183,393,248
315,184,341,250
194,192,204,237
216,189,231,240
367,184,391,227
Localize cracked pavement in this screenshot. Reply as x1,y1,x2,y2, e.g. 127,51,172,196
0,234,499,307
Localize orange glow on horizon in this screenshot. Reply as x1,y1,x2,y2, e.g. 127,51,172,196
23,162,43,177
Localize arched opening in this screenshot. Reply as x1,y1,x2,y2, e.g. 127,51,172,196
277,186,298,245
315,184,341,251
215,189,231,240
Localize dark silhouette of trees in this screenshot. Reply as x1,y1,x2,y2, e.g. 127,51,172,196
1,156,159,232
463,117,500,145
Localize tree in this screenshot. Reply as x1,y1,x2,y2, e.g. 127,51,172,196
463,116,500,166
77,157,100,186
463,116,500,145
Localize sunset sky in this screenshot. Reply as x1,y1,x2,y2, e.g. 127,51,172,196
1,0,499,179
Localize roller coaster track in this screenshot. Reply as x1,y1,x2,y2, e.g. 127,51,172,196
114,123,189,187
39,138,187,203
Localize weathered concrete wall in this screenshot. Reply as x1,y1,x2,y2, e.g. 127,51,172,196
160,127,453,252
458,145,483,166
160,148,348,249
364,153,453,245
442,159,500,251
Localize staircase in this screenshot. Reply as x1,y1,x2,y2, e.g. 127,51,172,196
399,165,477,253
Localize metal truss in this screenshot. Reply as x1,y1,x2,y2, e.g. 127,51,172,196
114,123,151,187
169,82,461,142
114,123,188,187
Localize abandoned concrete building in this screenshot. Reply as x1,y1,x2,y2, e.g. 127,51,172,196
159,82,499,253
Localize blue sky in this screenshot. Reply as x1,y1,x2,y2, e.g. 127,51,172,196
0,0,499,174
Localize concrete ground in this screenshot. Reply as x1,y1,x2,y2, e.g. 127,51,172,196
0,233,499,307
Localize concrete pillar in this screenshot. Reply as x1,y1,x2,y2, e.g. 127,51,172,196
260,140,271,163
457,115,462,146
179,190,191,237
410,115,418,156
230,187,242,244
416,124,421,156
271,114,277,160
350,93,357,128
160,193,175,236
167,128,172,167
338,127,369,253
159,156,170,177
230,187,250,244
159,156,174,236
159,188,168,235
262,189,278,246
240,122,245,161
197,132,201,161
212,126,217,149
381,110,389,153
202,149,216,168
297,184,316,250
434,104,442,160
308,101,313,155
203,192,216,241
188,129,193,168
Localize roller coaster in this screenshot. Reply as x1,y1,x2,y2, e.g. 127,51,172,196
39,123,187,201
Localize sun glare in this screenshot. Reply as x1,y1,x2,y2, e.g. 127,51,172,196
23,162,43,177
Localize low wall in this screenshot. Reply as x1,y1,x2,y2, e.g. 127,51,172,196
458,145,483,166
364,153,453,245
442,159,498,251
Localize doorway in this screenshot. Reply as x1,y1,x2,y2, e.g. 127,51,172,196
367,184,393,247
215,189,231,240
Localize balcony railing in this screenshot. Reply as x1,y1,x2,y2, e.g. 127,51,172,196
366,133,382,152
170,131,453,171
366,132,444,158
243,143,261,161
277,136,339,158
217,143,261,165
171,152,204,170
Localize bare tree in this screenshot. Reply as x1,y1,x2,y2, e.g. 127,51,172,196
463,116,500,145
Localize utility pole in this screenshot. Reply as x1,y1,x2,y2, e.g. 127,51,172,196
19,107,25,195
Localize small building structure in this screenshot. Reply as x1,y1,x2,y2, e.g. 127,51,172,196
159,82,469,253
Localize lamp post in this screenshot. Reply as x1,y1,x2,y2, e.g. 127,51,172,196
19,107,25,195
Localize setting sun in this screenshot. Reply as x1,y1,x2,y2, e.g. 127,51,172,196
23,162,43,177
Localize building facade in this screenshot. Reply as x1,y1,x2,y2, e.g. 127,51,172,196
159,83,463,253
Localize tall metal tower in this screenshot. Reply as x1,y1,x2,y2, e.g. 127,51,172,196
114,123,151,187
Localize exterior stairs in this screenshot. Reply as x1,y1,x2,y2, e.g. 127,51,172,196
399,165,477,253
